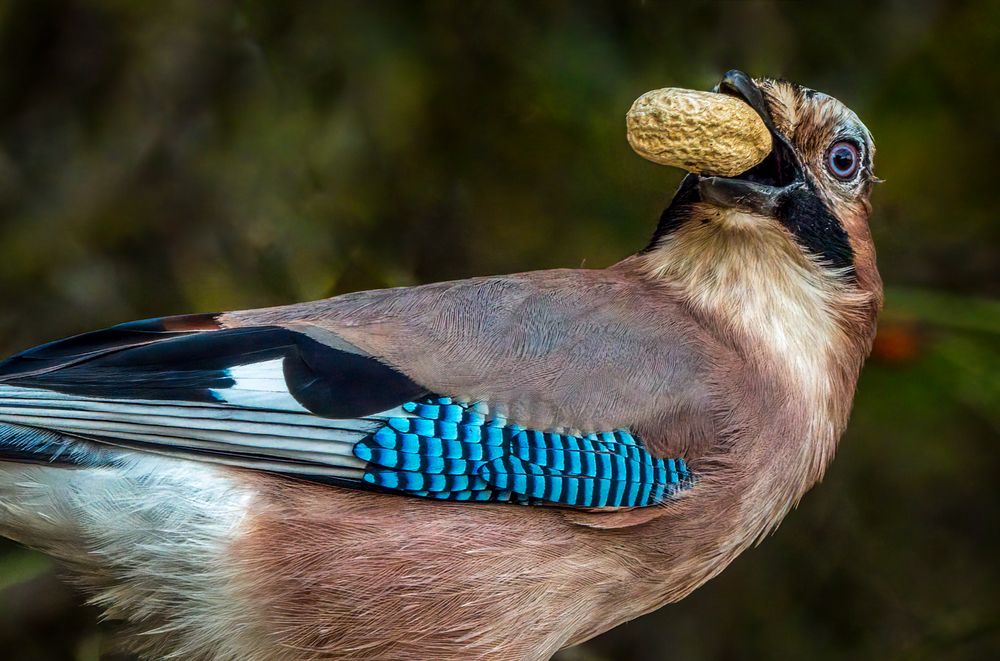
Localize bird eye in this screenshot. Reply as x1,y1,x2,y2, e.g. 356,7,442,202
827,141,860,180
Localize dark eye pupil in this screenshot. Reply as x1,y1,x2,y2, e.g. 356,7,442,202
828,142,859,179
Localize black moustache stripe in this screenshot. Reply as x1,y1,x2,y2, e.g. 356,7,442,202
643,174,701,251
777,185,855,273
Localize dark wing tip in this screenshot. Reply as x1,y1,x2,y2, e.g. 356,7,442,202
0,313,223,381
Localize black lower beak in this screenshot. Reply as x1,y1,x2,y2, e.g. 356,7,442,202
699,177,783,215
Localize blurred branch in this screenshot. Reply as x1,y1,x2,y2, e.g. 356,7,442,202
885,286,1000,334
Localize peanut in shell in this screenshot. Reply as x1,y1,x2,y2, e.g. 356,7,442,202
626,88,772,176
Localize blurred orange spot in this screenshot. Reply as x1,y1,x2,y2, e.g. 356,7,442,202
871,323,921,364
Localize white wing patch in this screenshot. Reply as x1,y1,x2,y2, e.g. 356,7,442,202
211,358,310,412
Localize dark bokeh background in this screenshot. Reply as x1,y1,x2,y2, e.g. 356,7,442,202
0,1,997,659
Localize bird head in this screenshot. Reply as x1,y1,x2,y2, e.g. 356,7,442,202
643,70,882,304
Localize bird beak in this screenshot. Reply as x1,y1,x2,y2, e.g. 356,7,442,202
697,176,787,215
695,70,805,215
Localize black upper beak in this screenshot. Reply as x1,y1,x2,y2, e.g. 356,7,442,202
697,69,804,214
715,69,777,135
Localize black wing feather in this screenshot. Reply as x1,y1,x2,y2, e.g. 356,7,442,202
0,316,427,419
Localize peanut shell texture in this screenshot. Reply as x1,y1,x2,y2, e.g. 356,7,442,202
626,88,772,176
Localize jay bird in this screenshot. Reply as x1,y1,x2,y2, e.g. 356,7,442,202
0,71,880,660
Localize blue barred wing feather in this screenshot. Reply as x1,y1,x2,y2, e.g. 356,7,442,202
354,397,692,507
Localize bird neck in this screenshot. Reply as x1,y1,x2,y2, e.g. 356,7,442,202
634,212,879,408
604,214,881,603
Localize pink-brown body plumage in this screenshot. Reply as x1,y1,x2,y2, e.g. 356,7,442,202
0,73,880,660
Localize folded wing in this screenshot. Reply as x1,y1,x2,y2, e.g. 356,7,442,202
0,314,693,508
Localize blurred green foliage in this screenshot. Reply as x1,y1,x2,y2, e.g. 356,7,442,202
0,1,997,659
